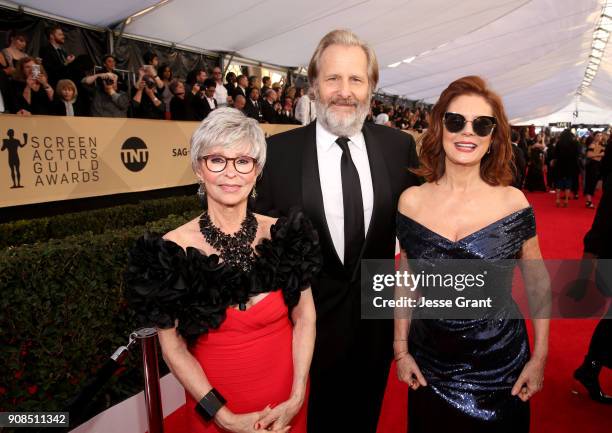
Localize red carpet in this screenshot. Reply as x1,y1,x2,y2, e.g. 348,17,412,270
164,191,611,432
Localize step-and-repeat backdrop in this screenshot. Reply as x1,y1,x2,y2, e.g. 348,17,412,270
0,115,298,208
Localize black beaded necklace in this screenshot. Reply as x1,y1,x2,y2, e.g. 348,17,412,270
198,210,258,274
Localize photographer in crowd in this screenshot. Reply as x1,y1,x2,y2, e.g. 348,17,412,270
9,56,54,115
101,54,128,92
81,70,129,117
132,66,164,119
186,67,207,94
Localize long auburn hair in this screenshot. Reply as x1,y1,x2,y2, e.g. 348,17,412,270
415,76,514,186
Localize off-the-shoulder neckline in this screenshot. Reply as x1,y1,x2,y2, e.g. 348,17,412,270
397,206,533,244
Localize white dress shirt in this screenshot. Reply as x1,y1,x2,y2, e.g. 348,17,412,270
316,121,373,263
206,97,216,110
295,95,317,125
214,81,228,107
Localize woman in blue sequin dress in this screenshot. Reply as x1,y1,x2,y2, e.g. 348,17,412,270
394,76,550,433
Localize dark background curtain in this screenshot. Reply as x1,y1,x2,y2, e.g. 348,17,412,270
0,7,107,66
0,6,219,81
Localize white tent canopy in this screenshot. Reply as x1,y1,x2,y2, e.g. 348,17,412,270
521,101,612,125
3,0,611,124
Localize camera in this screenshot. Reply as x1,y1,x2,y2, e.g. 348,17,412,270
31,64,41,79
144,77,156,89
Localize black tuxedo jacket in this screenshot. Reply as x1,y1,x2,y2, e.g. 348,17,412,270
170,94,197,121
256,121,419,368
244,99,262,121
51,97,88,117
278,112,300,125
191,94,217,120
261,99,278,123
232,86,247,99
39,44,70,87
201,97,217,119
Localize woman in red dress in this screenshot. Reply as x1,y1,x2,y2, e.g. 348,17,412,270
126,108,319,433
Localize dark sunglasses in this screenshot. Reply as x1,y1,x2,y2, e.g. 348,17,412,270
443,112,497,137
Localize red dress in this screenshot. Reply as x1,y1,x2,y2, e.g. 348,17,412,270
184,291,307,432
125,211,320,433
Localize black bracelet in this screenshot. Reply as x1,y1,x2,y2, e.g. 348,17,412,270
195,388,226,421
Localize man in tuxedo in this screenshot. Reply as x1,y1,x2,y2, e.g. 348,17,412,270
256,29,419,433
244,87,262,122
40,24,75,87
199,78,218,119
261,88,279,123
232,74,248,99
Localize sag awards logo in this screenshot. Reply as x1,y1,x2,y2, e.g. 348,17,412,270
2,128,99,189
1,129,27,188
120,137,149,172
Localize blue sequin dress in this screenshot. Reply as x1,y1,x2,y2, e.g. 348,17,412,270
396,207,536,433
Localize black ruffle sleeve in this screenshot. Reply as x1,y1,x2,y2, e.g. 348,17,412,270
124,209,321,340
254,210,322,308
123,233,188,330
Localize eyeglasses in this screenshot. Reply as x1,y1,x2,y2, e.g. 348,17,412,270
198,155,257,174
443,112,497,137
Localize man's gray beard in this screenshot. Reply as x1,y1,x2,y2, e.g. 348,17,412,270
315,98,370,137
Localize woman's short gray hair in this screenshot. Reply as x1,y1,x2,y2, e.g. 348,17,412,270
190,107,267,174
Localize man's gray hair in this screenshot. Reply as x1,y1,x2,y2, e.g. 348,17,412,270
307,29,379,91
190,107,266,173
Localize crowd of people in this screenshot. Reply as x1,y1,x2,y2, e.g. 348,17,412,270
515,126,611,208
0,24,436,135
370,99,431,132
0,26,305,124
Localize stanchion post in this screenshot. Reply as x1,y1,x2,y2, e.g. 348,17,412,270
137,328,164,433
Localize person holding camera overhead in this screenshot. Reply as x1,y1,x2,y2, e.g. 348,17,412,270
81,70,129,117
132,65,165,119
8,57,54,115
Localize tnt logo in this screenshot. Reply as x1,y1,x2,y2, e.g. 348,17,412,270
121,137,149,172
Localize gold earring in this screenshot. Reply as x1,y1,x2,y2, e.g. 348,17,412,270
251,188,257,199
